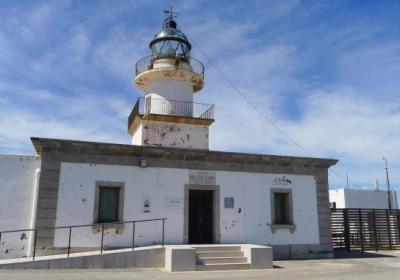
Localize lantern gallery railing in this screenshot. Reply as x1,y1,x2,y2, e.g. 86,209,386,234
129,97,214,128
0,218,167,260
135,55,204,79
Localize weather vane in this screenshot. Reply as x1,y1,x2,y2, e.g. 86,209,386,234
163,6,179,21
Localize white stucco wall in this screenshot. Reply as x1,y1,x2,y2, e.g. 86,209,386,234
0,154,41,259
144,78,194,103
329,188,346,208
329,188,399,209
54,163,320,248
131,121,209,149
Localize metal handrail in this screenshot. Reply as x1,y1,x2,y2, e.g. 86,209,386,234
0,218,167,260
128,97,214,130
135,55,204,79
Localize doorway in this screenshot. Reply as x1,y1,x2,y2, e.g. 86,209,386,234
188,190,214,244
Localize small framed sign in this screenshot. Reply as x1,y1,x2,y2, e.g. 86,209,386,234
224,197,234,209
143,196,151,213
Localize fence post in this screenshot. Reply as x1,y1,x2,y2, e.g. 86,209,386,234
67,226,72,257
100,224,105,254
162,219,165,247
373,210,378,251
386,210,393,249
397,211,400,248
358,209,364,252
33,229,38,260
132,221,135,251
343,209,350,251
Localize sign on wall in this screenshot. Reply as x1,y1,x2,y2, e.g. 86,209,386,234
189,170,216,185
164,197,184,209
224,197,235,208
143,196,151,213
273,176,292,186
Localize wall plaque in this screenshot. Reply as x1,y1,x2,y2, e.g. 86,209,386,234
189,170,216,185
164,197,184,209
273,176,292,186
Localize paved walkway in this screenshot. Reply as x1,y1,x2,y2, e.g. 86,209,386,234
0,251,399,280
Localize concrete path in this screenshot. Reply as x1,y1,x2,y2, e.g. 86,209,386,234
0,251,399,280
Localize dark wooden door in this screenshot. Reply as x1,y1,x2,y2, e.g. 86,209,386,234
189,190,213,244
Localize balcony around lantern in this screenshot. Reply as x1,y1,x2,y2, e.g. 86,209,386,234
134,55,205,92
128,97,215,134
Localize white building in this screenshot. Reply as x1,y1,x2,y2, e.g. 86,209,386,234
330,188,398,209
0,13,338,261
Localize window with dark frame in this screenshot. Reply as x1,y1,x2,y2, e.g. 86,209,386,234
273,192,291,225
98,187,120,223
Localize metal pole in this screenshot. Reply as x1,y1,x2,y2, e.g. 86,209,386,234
383,157,392,210
346,174,349,189
100,224,105,254
162,219,165,247
33,229,38,260
67,226,72,257
132,221,135,251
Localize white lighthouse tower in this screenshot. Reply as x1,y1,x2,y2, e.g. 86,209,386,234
128,9,214,149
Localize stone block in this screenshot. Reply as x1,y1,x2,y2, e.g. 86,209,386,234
165,246,196,272
242,244,273,269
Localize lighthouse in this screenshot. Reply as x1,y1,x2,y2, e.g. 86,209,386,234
128,9,214,149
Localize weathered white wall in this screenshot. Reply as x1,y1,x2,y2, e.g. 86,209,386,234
0,154,41,259
54,163,320,248
131,123,143,145
131,121,209,149
329,188,399,209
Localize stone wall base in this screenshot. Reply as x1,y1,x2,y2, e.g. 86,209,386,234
273,244,334,260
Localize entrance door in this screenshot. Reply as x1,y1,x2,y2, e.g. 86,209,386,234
189,190,213,244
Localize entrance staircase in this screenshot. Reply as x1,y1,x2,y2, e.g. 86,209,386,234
193,245,250,271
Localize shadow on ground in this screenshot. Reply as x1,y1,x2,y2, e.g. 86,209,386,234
334,251,397,259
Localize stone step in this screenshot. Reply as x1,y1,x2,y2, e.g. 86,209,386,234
196,251,244,258
197,257,248,265
192,246,241,252
196,263,251,271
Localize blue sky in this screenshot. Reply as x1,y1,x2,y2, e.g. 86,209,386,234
0,0,400,191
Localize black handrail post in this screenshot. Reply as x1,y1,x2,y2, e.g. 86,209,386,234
32,229,38,260
162,219,165,247
132,221,135,251
67,226,72,257
100,224,105,254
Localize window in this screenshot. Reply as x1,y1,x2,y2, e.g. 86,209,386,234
273,192,291,224
94,182,124,226
271,189,295,233
98,187,120,223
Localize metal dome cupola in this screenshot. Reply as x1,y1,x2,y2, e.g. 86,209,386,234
134,7,204,94
149,8,191,59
